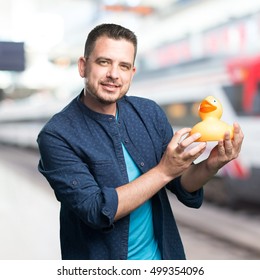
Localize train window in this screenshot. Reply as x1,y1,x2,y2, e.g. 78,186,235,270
253,83,260,115
222,84,244,115
161,101,200,127
223,83,260,116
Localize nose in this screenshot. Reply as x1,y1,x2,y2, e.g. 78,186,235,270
106,65,119,80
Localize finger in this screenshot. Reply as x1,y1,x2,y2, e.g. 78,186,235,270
224,136,233,156
233,122,244,144
189,142,207,157
177,132,202,152
224,129,231,141
183,132,202,146
231,123,244,156
172,127,192,146
183,142,207,160
217,140,226,156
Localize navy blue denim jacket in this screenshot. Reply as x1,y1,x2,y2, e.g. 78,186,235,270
37,90,203,260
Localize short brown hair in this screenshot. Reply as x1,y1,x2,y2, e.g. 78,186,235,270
84,23,138,62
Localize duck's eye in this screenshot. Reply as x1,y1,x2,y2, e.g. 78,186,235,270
213,99,217,103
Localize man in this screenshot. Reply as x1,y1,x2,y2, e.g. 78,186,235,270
37,23,243,260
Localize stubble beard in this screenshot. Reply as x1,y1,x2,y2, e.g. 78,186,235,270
85,79,129,105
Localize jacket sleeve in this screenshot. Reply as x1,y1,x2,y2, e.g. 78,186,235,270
166,176,203,208
160,109,204,208
37,129,118,230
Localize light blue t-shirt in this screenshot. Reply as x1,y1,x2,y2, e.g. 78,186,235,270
121,144,161,260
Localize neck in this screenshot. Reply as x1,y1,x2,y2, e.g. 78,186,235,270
81,92,117,116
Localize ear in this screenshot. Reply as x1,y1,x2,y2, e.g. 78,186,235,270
132,66,137,75
78,56,86,78
130,66,137,81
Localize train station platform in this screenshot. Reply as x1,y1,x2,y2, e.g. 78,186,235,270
0,159,60,260
0,149,260,260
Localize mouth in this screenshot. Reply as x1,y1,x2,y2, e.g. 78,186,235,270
100,81,121,91
199,100,217,113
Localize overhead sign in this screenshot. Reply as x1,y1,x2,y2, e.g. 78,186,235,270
142,12,260,70
103,5,154,15
0,41,25,71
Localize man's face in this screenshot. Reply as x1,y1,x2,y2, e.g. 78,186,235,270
79,36,136,107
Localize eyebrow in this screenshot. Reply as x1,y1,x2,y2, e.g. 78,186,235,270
96,56,133,68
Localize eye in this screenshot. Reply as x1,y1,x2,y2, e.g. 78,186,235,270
99,60,109,66
120,63,131,71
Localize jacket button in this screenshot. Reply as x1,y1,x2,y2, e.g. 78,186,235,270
140,162,145,167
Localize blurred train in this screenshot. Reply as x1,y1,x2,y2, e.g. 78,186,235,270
0,54,260,207
130,55,260,207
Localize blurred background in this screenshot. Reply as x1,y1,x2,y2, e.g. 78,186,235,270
0,0,260,260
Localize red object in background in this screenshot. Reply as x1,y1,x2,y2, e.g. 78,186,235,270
226,55,260,113
103,5,154,15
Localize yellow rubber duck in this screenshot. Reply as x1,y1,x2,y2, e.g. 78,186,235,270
190,96,234,141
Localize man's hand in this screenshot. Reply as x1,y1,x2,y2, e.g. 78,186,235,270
205,122,244,173
157,127,207,181
115,127,206,220
168,123,244,194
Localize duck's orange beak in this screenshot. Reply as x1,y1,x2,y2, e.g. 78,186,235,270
199,100,217,113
